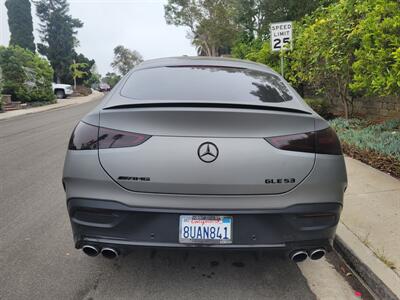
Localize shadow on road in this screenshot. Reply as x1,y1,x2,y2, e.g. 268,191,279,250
79,248,316,300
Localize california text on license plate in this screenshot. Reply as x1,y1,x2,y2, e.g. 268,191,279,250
179,215,233,244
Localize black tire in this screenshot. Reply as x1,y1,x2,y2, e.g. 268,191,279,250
55,89,66,99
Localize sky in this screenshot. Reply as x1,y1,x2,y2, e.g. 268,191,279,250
0,0,196,76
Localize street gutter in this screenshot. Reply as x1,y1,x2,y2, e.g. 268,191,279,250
335,223,400,300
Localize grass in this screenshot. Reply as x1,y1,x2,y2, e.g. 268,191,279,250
375,248,396,270
357,232,396,270
361,232,371,248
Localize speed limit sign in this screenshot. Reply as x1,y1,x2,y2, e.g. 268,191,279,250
270,21,292,52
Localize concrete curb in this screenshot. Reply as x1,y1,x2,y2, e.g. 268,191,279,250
0,91,103,121
335,223,400,300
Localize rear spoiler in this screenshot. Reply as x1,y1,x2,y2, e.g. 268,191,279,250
103,102,311,115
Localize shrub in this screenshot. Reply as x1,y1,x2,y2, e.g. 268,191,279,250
304,98,334,120
350,0,400,96
329,118,368,131
232,0,400,119
330,118,400,159
0,46,55,103
74,85,92,96
330,118,400,177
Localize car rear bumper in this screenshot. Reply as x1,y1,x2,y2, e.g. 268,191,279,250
68,198,341,253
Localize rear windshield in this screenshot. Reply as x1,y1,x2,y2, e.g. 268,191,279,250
120,66,293,103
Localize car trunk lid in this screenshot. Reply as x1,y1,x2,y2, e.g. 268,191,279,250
98,106,316,195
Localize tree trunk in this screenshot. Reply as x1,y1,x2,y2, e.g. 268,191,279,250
73,77,77,90
337,77,349,119
342,97,349,119
211,46,218,57
202,41,212,57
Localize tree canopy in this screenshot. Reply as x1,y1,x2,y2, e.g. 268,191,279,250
73,52,96,85
233,0,330,41
287,2,360,119
164,0,330,55
102,72,121,88
229,0,400,118
286,0,400,118
165,0,239,56
70,61,88,90
5,0,35,52
111,46,143,76
36,0,83,83
350,0,400,96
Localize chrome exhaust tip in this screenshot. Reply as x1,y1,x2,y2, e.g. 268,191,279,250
82,245,99,257
309,248,326,260
101,247,119,259
290,250,308,263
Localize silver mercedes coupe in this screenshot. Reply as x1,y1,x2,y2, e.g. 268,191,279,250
62,56,347,262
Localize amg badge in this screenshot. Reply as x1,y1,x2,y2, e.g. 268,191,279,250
118,176,151,182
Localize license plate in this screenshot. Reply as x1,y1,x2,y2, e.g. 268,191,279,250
179,215,232,244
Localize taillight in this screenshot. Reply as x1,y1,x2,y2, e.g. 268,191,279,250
265,127,342,155
68,122,98,150
98,127,150,149
68,121,150,150
265,132,315,153
315,127,342,155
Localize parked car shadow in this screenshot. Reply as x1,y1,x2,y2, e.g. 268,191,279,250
80,248,316,299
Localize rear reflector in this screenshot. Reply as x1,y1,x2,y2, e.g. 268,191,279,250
68,121,150,150
265,127,342,155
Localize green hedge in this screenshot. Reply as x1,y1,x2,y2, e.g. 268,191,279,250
0,46,55,103
330,118,400,159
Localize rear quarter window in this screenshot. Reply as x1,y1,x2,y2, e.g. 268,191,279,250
120,66,293,103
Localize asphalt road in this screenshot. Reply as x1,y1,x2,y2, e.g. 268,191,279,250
0,99,359,300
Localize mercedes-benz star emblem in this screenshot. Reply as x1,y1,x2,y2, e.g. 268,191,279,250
198,142,219,163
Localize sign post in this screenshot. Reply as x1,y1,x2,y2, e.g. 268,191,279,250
270,21,293,77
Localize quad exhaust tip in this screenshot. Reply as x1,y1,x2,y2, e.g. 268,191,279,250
101,247,119,259
82,245,99,257
309,248,326,260
290,250,308,263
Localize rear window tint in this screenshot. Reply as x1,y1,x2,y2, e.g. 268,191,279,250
120,66,293,103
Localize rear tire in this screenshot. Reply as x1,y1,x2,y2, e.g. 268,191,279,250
55,89,66,99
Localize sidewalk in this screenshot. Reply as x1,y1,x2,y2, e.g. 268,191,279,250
0,91,103,121
336,157,400,298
